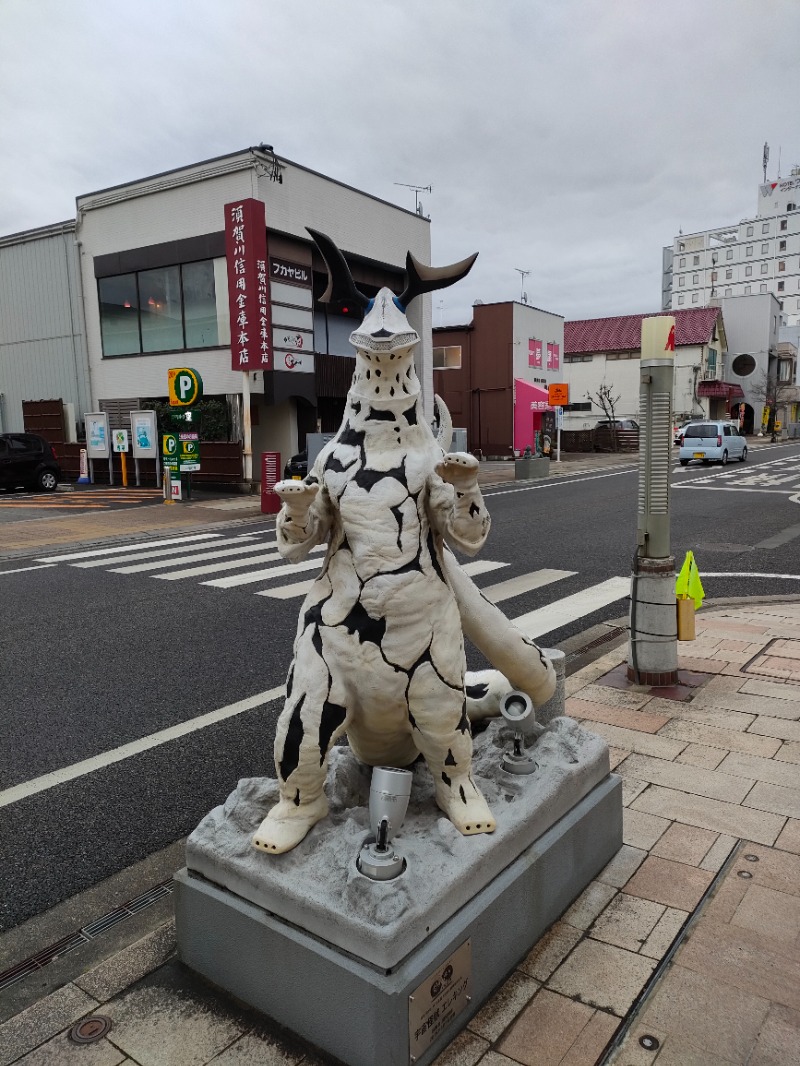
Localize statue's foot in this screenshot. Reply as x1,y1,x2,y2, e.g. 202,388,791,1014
435,777,496,835
252,794,329,854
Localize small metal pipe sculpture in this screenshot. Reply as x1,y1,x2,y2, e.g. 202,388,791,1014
253,230,556,854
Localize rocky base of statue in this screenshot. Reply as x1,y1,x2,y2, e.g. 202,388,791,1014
175,718,622,1066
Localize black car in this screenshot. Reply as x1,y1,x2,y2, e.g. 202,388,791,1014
0,433,61,492
283,450,308,480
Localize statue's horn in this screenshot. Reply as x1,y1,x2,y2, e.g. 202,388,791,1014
397,250,478,310
306,228,371,310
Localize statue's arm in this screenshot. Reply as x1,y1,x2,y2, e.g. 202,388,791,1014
275,469,333,561
426,453,491,557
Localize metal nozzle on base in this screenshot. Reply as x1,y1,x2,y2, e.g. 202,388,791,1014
499,691,539,776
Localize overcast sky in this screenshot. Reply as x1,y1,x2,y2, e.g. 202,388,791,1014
2,0,798,326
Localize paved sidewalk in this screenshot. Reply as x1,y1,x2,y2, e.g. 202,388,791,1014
2,600,800,1065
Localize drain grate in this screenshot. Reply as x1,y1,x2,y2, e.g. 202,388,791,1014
0,879,173,993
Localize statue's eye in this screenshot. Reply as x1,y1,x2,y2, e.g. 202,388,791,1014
393,296,406,312
366,298,375,312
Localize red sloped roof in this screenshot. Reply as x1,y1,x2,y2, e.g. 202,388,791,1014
565,308,720,354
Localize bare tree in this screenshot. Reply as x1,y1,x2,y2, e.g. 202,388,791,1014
587,383,621,451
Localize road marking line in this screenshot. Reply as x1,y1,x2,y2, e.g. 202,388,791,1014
485,469,635,497
481,568,576,604
700,572,800,580
511,577,630,638
0,687,286,810
73,535,275,568
0,564,57,576
37,533,222,563
156,545,326,581
202,557,327,587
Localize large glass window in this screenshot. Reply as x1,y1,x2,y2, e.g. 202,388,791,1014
98,274,140,355
98,259,221,357
183,260,219,348
139,266,183,352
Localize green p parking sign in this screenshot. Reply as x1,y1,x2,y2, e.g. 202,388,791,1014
168,367,203,407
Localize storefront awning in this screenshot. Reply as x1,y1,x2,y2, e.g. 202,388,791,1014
697,381,745,400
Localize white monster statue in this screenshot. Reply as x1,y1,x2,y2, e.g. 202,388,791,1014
253,231,556,854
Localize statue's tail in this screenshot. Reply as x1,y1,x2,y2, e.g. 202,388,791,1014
443,551,557,721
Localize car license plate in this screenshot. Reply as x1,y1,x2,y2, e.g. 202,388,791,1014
693,452,704,458
292,475,302,480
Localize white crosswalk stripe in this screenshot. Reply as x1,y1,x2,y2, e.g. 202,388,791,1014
33,535,631,638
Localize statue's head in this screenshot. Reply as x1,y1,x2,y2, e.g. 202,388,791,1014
307,229,477,370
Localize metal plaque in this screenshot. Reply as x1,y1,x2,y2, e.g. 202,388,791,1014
408,939,471,1063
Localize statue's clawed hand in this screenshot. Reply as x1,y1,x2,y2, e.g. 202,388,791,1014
275,479,320,518
435,452,480,490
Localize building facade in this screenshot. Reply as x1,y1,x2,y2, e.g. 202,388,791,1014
432,300,564,458
1,148,434,480
663,165,800,325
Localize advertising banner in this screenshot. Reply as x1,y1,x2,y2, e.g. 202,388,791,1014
225,198,272,372
547,342,560,370
528,339,542,368
130,411,158,458
85,413,110,459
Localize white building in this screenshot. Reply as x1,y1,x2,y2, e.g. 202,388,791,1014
664,165,800,325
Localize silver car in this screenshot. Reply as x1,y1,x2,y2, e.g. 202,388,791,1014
678,421,747,466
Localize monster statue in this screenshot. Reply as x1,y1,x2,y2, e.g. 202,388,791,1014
253,231,556,854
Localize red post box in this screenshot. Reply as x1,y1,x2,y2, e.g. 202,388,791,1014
261,452,281,514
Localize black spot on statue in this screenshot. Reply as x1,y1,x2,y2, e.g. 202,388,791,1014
353,457,408,493
390,387,395,396
351,400,362,415
390,503,404,550
279,694,306,782
318,701,347,765
366,407,396,422
425,527,447,584
459,785,467,804
341,600,387,647
325,453,357,474
338,424,366,450
445,749,457,766
293,789,300,807
469,502,480,518
442,771,452,787
408,708,420,731
402,403,418,425
457,702,470,735
466,682,489,700
307,475,319,485
286,664,295,700
375,369,381,377
366,369,371,380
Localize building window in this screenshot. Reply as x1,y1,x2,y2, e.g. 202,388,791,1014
760,284,768,293
691,293,698,303
725,269,732,279
779,361,792,382
724,288,732,296
762,243,769,253
746,246,753,256
679,257,686,267
692,274,699,284
779,240,787,252
778,281,785,292
693,255,700,265
762,223,769,233
433,345,462,369
745,265,753,276
678,242,685,251
678,276,685,287
761,262,769,273
711,271,718,282
677,295,685,305
745,285,751,294
746,225,754,236
98,259,221,357
788,203,796,211
779,260,786,272
726,249,733,260
780,219,787,231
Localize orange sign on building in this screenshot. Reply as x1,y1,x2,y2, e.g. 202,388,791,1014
548,383,569,406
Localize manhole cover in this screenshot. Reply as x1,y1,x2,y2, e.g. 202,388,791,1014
68,1015,112,1044
743,637,800,678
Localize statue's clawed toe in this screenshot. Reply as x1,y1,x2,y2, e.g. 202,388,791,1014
435,777,496,836
252,794,329,854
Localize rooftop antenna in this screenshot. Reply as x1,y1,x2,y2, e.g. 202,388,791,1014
763,142,769,182
515,268,530,303
394,182,432,217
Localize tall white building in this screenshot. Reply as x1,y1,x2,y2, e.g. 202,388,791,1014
663,165,800,325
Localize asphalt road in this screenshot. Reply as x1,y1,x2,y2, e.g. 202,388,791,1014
1,443,799,932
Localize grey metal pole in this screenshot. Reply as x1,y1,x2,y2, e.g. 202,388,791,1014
628,316,679,685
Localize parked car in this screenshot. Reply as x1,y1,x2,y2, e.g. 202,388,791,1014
595,419,639,431
0,433,61,492
283,450,308,480
593,418,640,452
678,421,747,466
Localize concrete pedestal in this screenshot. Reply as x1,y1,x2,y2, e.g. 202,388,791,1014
515,457,549,480
176,720,622,1066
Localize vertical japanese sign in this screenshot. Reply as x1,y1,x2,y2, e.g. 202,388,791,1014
547,342,560,370
528,339,542,368
224,198,272,372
